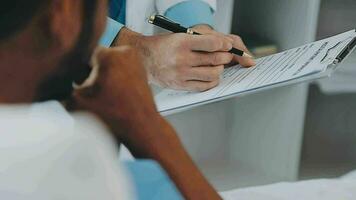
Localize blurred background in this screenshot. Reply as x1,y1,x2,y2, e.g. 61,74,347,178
165,0,356,192
301,0,356,179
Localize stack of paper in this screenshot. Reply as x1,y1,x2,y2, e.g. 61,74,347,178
155,30,356,115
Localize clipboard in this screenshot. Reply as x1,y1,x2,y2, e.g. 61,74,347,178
155,30,356,116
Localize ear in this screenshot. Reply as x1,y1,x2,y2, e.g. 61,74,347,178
48,0,83,52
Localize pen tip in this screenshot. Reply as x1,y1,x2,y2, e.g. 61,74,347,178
243,52,253,58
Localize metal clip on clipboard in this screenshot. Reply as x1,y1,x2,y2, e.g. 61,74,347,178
336,36,356,63
321,33,356,73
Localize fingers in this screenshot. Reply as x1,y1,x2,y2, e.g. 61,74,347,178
182,80,220,92
188,34,233,52
177,65,224,91
182,34,255,67
234,53,256,67
185,65,224,82
189,51,234,67
227,35,256,67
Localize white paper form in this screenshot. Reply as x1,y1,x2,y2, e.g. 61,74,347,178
155,30,356,114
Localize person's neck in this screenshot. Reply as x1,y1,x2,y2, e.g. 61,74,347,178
0,36,58,104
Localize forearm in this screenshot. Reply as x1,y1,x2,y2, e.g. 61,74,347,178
68,43,223,199
117,116,221,200
112,28,160,84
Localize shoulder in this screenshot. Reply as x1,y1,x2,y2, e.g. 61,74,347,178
0,102,133,200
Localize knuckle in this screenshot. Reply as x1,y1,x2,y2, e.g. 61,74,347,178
232,34,242,42
211,53,231,65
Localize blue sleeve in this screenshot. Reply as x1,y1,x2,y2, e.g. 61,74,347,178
123,160,183,200
109,0,126,25
99,17,124,47
164,0,215,28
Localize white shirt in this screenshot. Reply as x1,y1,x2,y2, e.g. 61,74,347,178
0,101,133,200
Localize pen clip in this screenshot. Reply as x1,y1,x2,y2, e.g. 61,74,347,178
148,14,181,26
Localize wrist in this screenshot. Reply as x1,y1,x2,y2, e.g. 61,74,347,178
113,27,143,47
112,28,155,83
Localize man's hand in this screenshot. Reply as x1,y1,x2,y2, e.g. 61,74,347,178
68,47,222,200
115,28,236,92
70,47,159,143
192,24,256,67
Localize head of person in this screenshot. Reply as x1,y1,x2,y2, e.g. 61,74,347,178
0,0,108,103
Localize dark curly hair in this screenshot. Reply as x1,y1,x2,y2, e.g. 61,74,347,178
0,0,98,42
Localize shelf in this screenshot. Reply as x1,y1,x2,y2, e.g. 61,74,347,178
198,160,287,192
317,0,356,39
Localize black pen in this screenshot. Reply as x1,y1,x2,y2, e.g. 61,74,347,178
148,15,252,58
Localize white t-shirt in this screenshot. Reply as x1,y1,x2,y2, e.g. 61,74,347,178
0,101,134,200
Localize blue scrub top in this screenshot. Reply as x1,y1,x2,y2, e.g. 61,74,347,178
100,0,215,47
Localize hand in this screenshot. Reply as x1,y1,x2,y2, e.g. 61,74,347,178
69,47,162,145
192,25,256,67
67,47,222,200
115,28,234,92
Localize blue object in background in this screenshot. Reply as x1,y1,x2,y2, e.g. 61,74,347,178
100,0,215,47
109,0,126,24
165,0,214,28
124,160,183,200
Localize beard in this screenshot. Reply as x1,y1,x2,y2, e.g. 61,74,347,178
34,45,93,102
34,0,97,102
